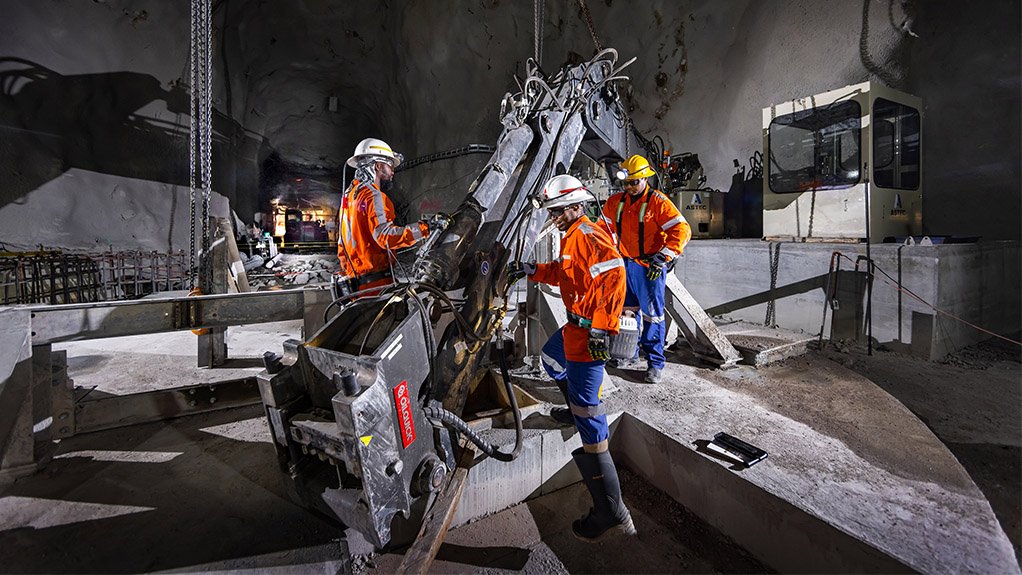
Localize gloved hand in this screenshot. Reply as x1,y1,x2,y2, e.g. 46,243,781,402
507,261,536,284
587,328,611,361
646,253,669,280
423,212,452,233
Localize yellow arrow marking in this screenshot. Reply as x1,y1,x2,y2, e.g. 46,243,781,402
360,435,372,447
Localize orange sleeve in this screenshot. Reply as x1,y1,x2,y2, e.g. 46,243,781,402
582,235,626,333
601,195,620,235
654,194,691,259
367,187,428,249
530,261,562,286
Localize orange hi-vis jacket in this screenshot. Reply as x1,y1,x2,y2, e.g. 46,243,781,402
601,187,691,264
336,179,429,278
531,216,626,362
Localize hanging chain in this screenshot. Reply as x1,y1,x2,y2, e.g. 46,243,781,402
533,0,544,65
575,0,602,52
188,0,199,287
807,188,817,239
199,0,214,290
765,242,781,327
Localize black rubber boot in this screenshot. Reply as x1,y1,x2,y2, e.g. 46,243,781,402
550,379,574,425
570,448,636,542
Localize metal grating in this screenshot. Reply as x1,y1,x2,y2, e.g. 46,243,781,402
0,250,190,305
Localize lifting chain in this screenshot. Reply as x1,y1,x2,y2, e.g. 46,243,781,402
188,0,198,286
533,0,544,65
189,0,214,290
575,0,602,52
765,242,781,327
807,188,817,239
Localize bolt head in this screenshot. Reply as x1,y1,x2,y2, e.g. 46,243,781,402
387,460,404,476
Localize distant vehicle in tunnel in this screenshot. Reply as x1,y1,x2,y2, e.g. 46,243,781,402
282,208,329,243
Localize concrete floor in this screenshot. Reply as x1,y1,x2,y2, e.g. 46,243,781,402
1,321,1018,573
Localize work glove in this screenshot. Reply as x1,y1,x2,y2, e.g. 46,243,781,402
506,261,536,284
646,253,669,281
587,328,611,362
423,212,452,234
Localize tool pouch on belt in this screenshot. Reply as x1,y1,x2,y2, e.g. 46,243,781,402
332,275,357,300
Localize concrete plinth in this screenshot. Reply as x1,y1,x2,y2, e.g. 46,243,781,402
677,239,1021,360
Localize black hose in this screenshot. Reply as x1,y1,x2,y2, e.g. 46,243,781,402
423,341,524,462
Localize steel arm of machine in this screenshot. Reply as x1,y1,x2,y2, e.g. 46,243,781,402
257,50,635,550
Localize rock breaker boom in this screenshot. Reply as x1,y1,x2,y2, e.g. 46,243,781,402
255,49,636,550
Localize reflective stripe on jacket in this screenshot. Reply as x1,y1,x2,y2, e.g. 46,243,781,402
336,179,429,277
530,216,626,361
601,188,691,262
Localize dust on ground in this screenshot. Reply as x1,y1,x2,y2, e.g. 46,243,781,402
818,335,1022,563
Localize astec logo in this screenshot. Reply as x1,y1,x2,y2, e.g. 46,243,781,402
685,192,708,211
393,380,416,448
890,193,906,216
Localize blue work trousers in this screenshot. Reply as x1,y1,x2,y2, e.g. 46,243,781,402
624,258,666,369
540,328,608,446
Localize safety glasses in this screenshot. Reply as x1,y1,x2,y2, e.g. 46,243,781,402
622,179,641,188
547,206,567,217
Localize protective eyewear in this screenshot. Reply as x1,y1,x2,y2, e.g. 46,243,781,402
547,206,568,217
622,179,642,187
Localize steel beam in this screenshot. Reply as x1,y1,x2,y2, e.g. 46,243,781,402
665,273,742,368
74,377,261,434
27,289,327,345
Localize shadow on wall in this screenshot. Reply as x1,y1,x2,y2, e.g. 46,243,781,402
0,57,265,215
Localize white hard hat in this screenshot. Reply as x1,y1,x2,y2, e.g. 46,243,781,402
346,137,403,168
540,174,593,209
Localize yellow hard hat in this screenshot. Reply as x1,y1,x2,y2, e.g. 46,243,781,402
621,155,655,179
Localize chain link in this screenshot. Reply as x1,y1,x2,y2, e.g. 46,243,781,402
765,242,781,327
188,0,198,286
575,0,602,52
188,0,214,290
533,0,544,65
807,188,816,239
201,0,213,290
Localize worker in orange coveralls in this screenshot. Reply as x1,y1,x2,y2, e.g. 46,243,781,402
335,137,446,296
508,174,636,542
601,154,691,383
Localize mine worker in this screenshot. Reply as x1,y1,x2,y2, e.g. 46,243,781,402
336,138,446,295
601,154,691,383
508,174,635,542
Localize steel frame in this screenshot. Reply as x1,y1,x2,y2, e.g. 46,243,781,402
0,288,331,484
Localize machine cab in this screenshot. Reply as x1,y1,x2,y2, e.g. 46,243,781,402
762,81,922,241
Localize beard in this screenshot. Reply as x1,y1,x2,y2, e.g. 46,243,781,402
379,177,394,193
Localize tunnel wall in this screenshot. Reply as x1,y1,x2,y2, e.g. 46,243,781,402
0,0,1017,252
0,0,261,252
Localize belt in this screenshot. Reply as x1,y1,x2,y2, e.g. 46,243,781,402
355,269,393,287
567,312,593,330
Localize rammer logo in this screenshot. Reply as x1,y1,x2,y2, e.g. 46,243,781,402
393,380,417,448
685,192,708,211
890,193,906,216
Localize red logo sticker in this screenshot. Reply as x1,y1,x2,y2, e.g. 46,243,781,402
393,380,416,448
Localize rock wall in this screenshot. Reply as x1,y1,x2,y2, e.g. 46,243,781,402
0,0,261,251
0,0,1017,252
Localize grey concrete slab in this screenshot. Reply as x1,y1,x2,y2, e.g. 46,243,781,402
678,239,1021,360
3,320,1017,573
603,358,1020,574
716,320,815,365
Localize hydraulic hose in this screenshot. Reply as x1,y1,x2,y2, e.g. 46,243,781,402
423,339,524,462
